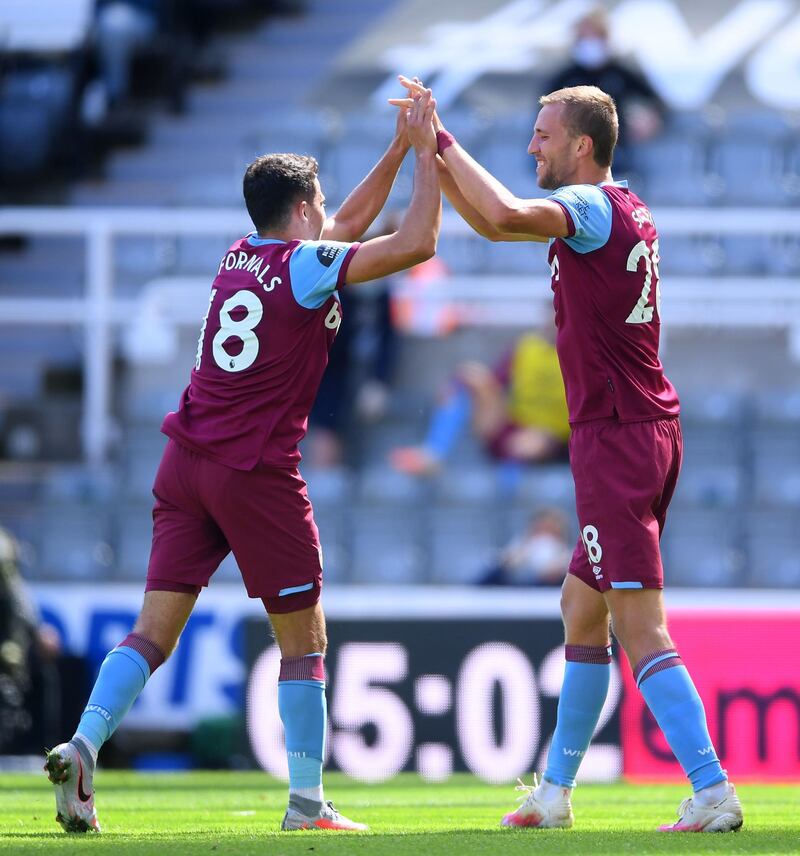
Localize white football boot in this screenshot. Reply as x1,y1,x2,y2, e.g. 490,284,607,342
44,742,101,833
500,775,574,829
659,781,743,832
281,796,368,831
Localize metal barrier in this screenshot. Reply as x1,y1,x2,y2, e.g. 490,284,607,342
2,206,800,464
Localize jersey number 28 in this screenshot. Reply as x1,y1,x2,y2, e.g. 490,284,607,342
625,239,661,325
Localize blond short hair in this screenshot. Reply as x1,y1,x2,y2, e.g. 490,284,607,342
539,85,618,168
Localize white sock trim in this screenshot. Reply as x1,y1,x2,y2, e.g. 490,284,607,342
73,733,99,766
290,784,324,803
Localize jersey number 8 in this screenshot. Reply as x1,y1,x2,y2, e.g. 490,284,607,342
195,288,263,373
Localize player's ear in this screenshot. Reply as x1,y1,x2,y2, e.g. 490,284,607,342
577,134,594,160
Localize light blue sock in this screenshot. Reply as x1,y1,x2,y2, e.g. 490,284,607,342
424,385,472,460
544,644,611,788
636,649,727,792
278,654,326,795
76,648,151,751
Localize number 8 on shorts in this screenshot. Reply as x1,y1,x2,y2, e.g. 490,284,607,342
581,524,603,565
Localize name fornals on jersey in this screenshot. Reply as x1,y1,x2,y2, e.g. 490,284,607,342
218,249,283,292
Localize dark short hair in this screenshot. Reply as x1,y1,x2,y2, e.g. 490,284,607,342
243,153,319,233
539,85,618,168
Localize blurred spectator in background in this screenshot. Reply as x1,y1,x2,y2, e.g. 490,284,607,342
94,1,160,110
541,6,666,174
477,508,572,587
84,0,218,129
391,330,569,476
0,527,62,753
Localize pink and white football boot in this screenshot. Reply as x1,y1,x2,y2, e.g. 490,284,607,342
659,782,743,832
44,742,101,833
501,775,574,829
281,797,368,831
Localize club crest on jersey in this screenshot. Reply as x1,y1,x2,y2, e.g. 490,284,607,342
317,244,343,267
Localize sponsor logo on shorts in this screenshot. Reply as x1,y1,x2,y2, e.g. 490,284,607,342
593,565,603,580
316,244,343,267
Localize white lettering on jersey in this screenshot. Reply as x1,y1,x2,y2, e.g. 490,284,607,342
217,249,285,292
632,207,655,229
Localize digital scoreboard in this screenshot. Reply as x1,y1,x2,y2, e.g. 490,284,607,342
244,617,623,783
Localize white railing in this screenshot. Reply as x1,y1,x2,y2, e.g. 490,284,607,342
2,205,800,465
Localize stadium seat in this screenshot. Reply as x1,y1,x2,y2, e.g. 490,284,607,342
745,509,800,587
329,114,406,207
483,239,548,274
43,465,117,502
661,508,744,587
720,235,770,275
709,112,792,206
675,390,747,507
633,129,714,206
0,502,39,571
434,232,486,274
0,64,80,181
751,389,800,506
310,501,348,583
357,465,429,505
764,235,800,275
349,504,426,583
433,467,500,504
115,501,154,579
38,501,114,579
678,431,745,508
122,431,168,498
428,505,501,584
516,464,576,510
476,115,542,195
752,426,800,507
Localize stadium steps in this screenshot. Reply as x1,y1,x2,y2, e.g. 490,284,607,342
67,0,397,208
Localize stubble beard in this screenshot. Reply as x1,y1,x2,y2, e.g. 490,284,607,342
537,162,563,191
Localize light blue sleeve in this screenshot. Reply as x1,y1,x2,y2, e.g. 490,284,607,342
548,184,613,254
289,240,358,309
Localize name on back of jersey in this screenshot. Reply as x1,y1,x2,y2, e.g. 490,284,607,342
632,207,655,229
218,249,283,292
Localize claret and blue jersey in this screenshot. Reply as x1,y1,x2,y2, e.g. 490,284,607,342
161,233,360,470
545,180,680,424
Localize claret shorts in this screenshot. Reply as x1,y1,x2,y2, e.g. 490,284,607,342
146,440,322,613
568,417,682,593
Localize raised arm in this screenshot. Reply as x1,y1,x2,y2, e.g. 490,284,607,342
437,157,547,243
391,76,568,240
322,109,410,243
345,91,441,284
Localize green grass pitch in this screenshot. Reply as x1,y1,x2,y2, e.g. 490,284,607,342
1,771,798,855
